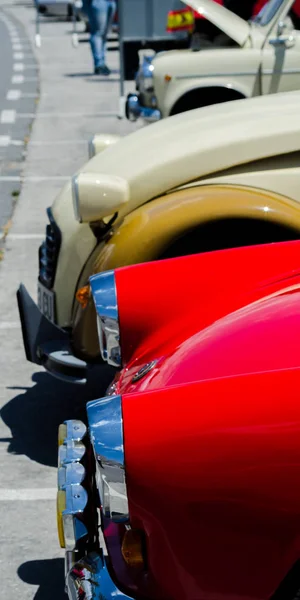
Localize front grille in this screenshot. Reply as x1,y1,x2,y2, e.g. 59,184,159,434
38,208,61,289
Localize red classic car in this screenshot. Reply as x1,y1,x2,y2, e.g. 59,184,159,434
57,240,300,600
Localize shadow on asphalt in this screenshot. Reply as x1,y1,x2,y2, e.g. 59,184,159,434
65,70,119,78
18,558,66,599
0,364,116,467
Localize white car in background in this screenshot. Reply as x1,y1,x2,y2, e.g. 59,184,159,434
126,0,300,121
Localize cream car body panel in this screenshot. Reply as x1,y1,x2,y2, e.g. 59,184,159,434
144,0,299,117
52,91,300,327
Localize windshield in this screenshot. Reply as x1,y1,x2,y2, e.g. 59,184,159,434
252,0,286,26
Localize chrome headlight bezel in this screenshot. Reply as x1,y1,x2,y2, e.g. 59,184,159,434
87,395,129,524
90,270,121,368
137,56,154,93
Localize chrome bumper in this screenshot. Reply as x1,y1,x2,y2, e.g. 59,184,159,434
125,93,161,123
66,551,134,600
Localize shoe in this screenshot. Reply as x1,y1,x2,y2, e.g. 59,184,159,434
94,65,111,76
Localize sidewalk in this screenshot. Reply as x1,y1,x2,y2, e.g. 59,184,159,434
0,2,138,598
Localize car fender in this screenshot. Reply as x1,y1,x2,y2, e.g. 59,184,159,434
164,78,253,116
71,184,300,358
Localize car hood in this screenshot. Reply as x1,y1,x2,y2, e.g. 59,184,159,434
113,241,300,394
182,0,250,46
81,91,300,220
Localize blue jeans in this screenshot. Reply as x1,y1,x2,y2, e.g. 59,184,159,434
84,0,116,68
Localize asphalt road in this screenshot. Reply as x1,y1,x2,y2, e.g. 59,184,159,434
0,7,38,233
0,2,137,599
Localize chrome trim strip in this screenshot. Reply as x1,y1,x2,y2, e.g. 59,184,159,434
263,68,300,75
90,270,121,367
67,552,134,600
88,136,96,159
176,71,258,79
176,69,300,80
87,395,129,523
72,175,81,223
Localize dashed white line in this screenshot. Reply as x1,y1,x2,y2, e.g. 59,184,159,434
17,112,117,118
0,110,16,123
0,489,57,501
11,74,24,84
7,233,45,240
31,139,87,145
0,176,69,182
0,322,20,329
0,136,10,147
6,89,21,101
13,63,24,71
13,52,24,60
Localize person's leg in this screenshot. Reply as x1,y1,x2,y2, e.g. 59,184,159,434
99,0,116,66
93,0,109,67
84,2,102,70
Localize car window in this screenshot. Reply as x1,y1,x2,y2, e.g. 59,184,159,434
252,0,286,25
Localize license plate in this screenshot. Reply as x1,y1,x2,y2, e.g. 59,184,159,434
38,281,55,323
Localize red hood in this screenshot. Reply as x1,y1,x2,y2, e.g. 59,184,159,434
115,240,300,395
107,241,300,600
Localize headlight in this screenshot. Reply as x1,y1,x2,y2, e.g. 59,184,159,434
137,55,155,93
90,270,121,367
71,172,129,224
87,395,128,523
57,420,89,550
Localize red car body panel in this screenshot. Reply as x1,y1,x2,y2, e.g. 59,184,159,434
110,241,300,599
123,369,300,600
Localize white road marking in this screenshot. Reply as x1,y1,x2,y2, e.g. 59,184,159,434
13,63,24,71
11,74,24,84
0,110,16,123
12,44,22,51
8,233,45,240
13,52,24,60
0,136,10,147
31,139,87,145
17,112,117,118
6,89,21,101
0,489,57,501
0,175,69,182
0,322,20,329
22,93,38,98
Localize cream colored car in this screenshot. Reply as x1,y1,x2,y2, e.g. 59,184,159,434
126,0,300,122
18,91,300,383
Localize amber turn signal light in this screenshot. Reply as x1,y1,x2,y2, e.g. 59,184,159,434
165,74,172,82
121,528,145,569
76,285,90,309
